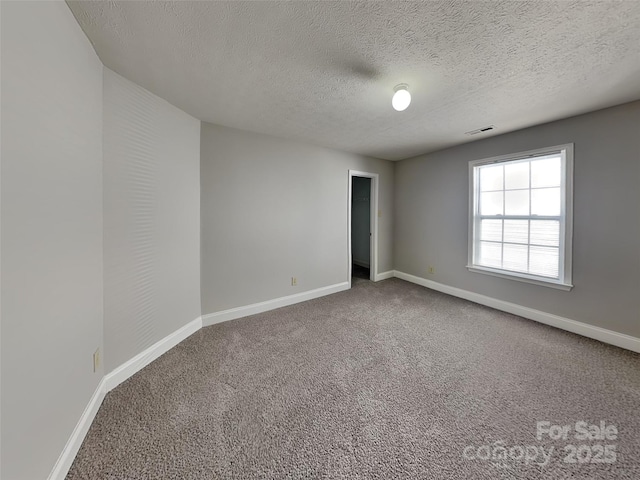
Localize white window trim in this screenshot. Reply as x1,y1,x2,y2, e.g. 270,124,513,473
467,144,574,291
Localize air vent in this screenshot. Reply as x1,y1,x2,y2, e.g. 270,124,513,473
465,125,495,136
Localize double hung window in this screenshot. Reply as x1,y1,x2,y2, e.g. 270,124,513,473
468,144,573,290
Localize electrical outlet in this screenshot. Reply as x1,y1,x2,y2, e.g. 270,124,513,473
428,266,435,274
93,348,100,373
291,277,297,286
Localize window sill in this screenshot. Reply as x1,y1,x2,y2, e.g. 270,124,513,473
466,265,573,291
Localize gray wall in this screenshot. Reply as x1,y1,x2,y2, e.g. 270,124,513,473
351,177,371,267
395,101,640,338
103,68,201,372
1,2,104,479
201,123,394,315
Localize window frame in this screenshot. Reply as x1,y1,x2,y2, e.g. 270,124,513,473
467,144,574,291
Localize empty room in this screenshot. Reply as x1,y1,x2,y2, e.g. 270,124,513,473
2,1,640,479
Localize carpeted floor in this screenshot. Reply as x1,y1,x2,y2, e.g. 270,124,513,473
67,278,640,479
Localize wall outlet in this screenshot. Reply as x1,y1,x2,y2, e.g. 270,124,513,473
291,277,297,286
93,348,100,373
428,266,435,274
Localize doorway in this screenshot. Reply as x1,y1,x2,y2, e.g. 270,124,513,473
348,170,378,286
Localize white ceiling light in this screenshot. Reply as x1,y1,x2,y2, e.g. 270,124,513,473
392,84,411,112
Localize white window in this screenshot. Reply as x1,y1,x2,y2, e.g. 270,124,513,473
468,144,574,290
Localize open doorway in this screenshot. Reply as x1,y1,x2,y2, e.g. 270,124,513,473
351,177,371,281
348,170,378,286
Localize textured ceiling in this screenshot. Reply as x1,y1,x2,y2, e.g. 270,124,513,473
67,1,640,161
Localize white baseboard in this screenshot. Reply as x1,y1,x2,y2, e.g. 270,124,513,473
375,270,394,281
202,282,350,326
49,280,353,479
394,271,640,354
104,316,202,391
47,378,106,480
46,274,639,480
48,315,203,480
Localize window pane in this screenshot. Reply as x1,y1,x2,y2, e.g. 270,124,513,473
530,220,559,246
505,190,529,215
505,162,529,190
503,244,528,272
531,156,561,188
479,241,501,268
504,220,528,244
531,187,560,216
480,191,503,215
529,246,559,278
480,219,502,242
480,164,503,191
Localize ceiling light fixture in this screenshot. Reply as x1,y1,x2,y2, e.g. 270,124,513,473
392,84,411,112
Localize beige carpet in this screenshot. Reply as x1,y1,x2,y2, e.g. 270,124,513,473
67,278,640,479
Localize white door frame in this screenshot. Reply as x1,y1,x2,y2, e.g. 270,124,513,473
348,170,379,287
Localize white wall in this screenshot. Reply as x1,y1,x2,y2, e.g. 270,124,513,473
395,101,640,338
103,68,201,372
1,2,104,479
200,123,394,315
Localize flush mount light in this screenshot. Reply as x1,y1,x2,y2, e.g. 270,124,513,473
392,84,411,111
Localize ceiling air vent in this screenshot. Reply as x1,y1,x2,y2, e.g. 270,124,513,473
465,125,495,136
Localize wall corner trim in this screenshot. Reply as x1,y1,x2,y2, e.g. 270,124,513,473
375,270,395,281
104,316,203,392
202,282,350,326
46,378,107,480
393,271,640,354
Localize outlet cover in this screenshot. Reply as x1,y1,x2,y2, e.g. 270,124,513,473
93,348,100,372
